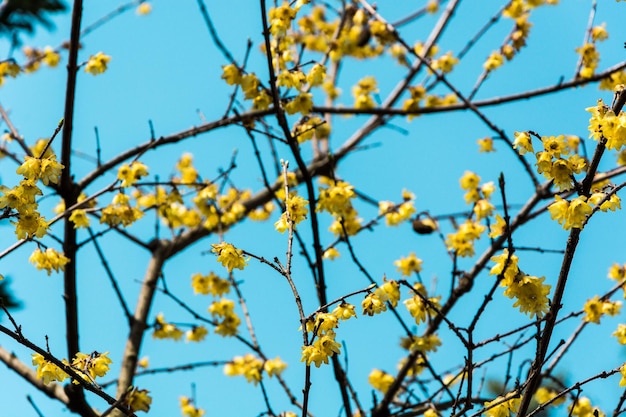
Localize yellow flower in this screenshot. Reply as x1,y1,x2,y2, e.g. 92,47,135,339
29,248,70,275
180,396,205,417
126,388,152,412
317,179,355,217
43,46,60,67
68,209,90,229
186,326,208,342
72,351,112,379
394,253,423,276
331,302,356,321
84,52,111,75
16,156,41,180
483,51,504,71
191,272,231,296
221,64,242,85
275,194,309,232
591,23,608,42
368,369,394,393
224,354,263,383
32,353,69,385
117,161,149,187
489,249,519,283
323,247,340,260
489,214,507,238
423,409,439,417
153,313,184,340
137,357,149,368
548,195,592,230
306,63,326,86
284,92,313,115
534,386,565,406
513,132,534,155
39,157,64,185
583,296,621,324
375,280,400,307
608,263,626,281
459,171,481,190
211,242,248,272
617,324,626,344
474,199,495,220
136,2,152,15
431,52,458,74
483,393,520,417
362,293,387,316
477,137,495,152
504,274,551,318
570,397,604,417
209,298,241,336
404,334,441,353
263,357,287,377
277,70,306,90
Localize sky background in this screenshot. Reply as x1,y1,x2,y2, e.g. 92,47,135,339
1,0,626,416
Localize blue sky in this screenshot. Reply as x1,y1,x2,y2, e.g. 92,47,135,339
1,1,626,416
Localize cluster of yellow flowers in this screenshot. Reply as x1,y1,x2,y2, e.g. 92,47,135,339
0,59,21,85
352,76,378,110
490,249,551,318
444,172,495,257
152,313,184,341
29,248,70,275
3,45,59,79
224,354,286,385
403,283,441,325
292,115,330,143
301,302,357,367
368,369,394,393
569,396,606,417
126,387,152,412
587,98,626,150
483,392,520,417
548,190,620,231
205,185,247,228
208,298,241,337
1,141,63,240
117,161,149,187
315,177,363,237
599,69,626,91
211,242,248,272
575,23,609,79
483,0,557,72
362,280,400,316
100,192,144,227
275,193,309,232
533,386,565,408
84,52,111,76
191,272,231,296
379,189,416,226
297,5,386,62
400,334,442,353
123,157,254,232
179,396,204,417
535,134,586,191
582,295,621,324
31,353,69,385
32,351,112,385
16,153,64,188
